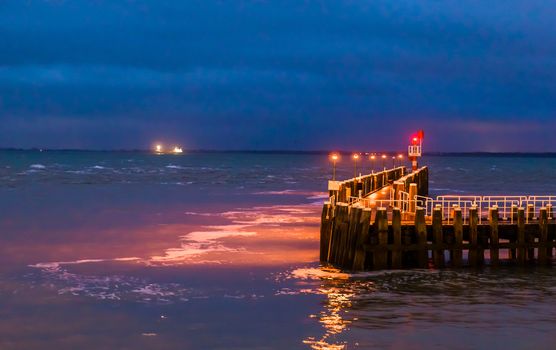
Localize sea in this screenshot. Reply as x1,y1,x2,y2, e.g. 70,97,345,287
1,150,556,349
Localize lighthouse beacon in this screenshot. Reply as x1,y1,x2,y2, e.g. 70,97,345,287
408,130,424,171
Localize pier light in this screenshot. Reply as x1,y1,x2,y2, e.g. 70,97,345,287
397,154,403,167
329,153,340,180
352,153,360,178
381,154,387,170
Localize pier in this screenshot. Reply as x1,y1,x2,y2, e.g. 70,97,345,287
321,166,556,270
321,129,556,271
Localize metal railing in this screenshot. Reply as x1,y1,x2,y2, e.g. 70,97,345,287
345,193,556,224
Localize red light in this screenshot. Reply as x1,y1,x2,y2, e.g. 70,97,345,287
411,130,424,145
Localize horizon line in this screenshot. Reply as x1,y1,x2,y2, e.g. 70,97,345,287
4,148,556,156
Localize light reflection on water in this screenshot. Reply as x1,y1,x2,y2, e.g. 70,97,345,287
290,266,556,349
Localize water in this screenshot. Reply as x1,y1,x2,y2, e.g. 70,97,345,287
1,150,556,349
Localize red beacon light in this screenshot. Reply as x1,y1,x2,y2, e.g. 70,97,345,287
408,130,424,171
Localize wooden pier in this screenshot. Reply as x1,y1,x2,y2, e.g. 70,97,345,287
320,166,556,270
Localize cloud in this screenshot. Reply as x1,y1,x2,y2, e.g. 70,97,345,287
1,1,556,150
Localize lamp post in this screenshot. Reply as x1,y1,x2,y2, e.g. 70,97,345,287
330,153,339,180
397,154,403,168
392,156,396,168
352,153,360,178
370,154,376,173
382,154,387,170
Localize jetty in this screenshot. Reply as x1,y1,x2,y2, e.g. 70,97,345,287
320,134,556,271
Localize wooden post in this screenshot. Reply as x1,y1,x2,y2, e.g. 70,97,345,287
452,207,463,267
346,206,363,267
548,204,554,257
509,204,518,259
432,207,444,268
415,207,428,268
391,208,402,269
511,204,518,223
526,205,535,261
539,207,548,265
352,208,372,271
373,208,388,270
330,203,348,263
469,206,479,267
393,181,404,209
320,202,331,262
527,204,534,222
408,183,418,213
489,207,499,266
516,207,526,265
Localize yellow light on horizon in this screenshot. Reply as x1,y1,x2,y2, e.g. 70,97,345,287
330,153,339,161
370,155,376,160
155,144,163,153
381,154,387,159
352,153,359,160
173,146,183,154
398,154,403,159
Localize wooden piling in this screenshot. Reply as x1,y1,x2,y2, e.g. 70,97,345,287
453,207,463,267
469,206,479,267
489,207,499,266
408,183,417,213
352,208,372,270
415,208,428,268
509,204,518,259
432,207,444,268
514,207,526,265
391,208,402,269
345,206,363,266
526,205,535,261
319,202,331,262
538,207,548,265
548,204,554,257
373,208,388,270
527,204,534,222
330,203,348,263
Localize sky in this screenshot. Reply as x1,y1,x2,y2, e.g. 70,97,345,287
1,0,556,152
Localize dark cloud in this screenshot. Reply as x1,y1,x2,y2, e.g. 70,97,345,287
1,0,555,151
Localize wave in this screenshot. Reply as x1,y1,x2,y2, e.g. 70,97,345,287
165,164,185,169
30,164,46,169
